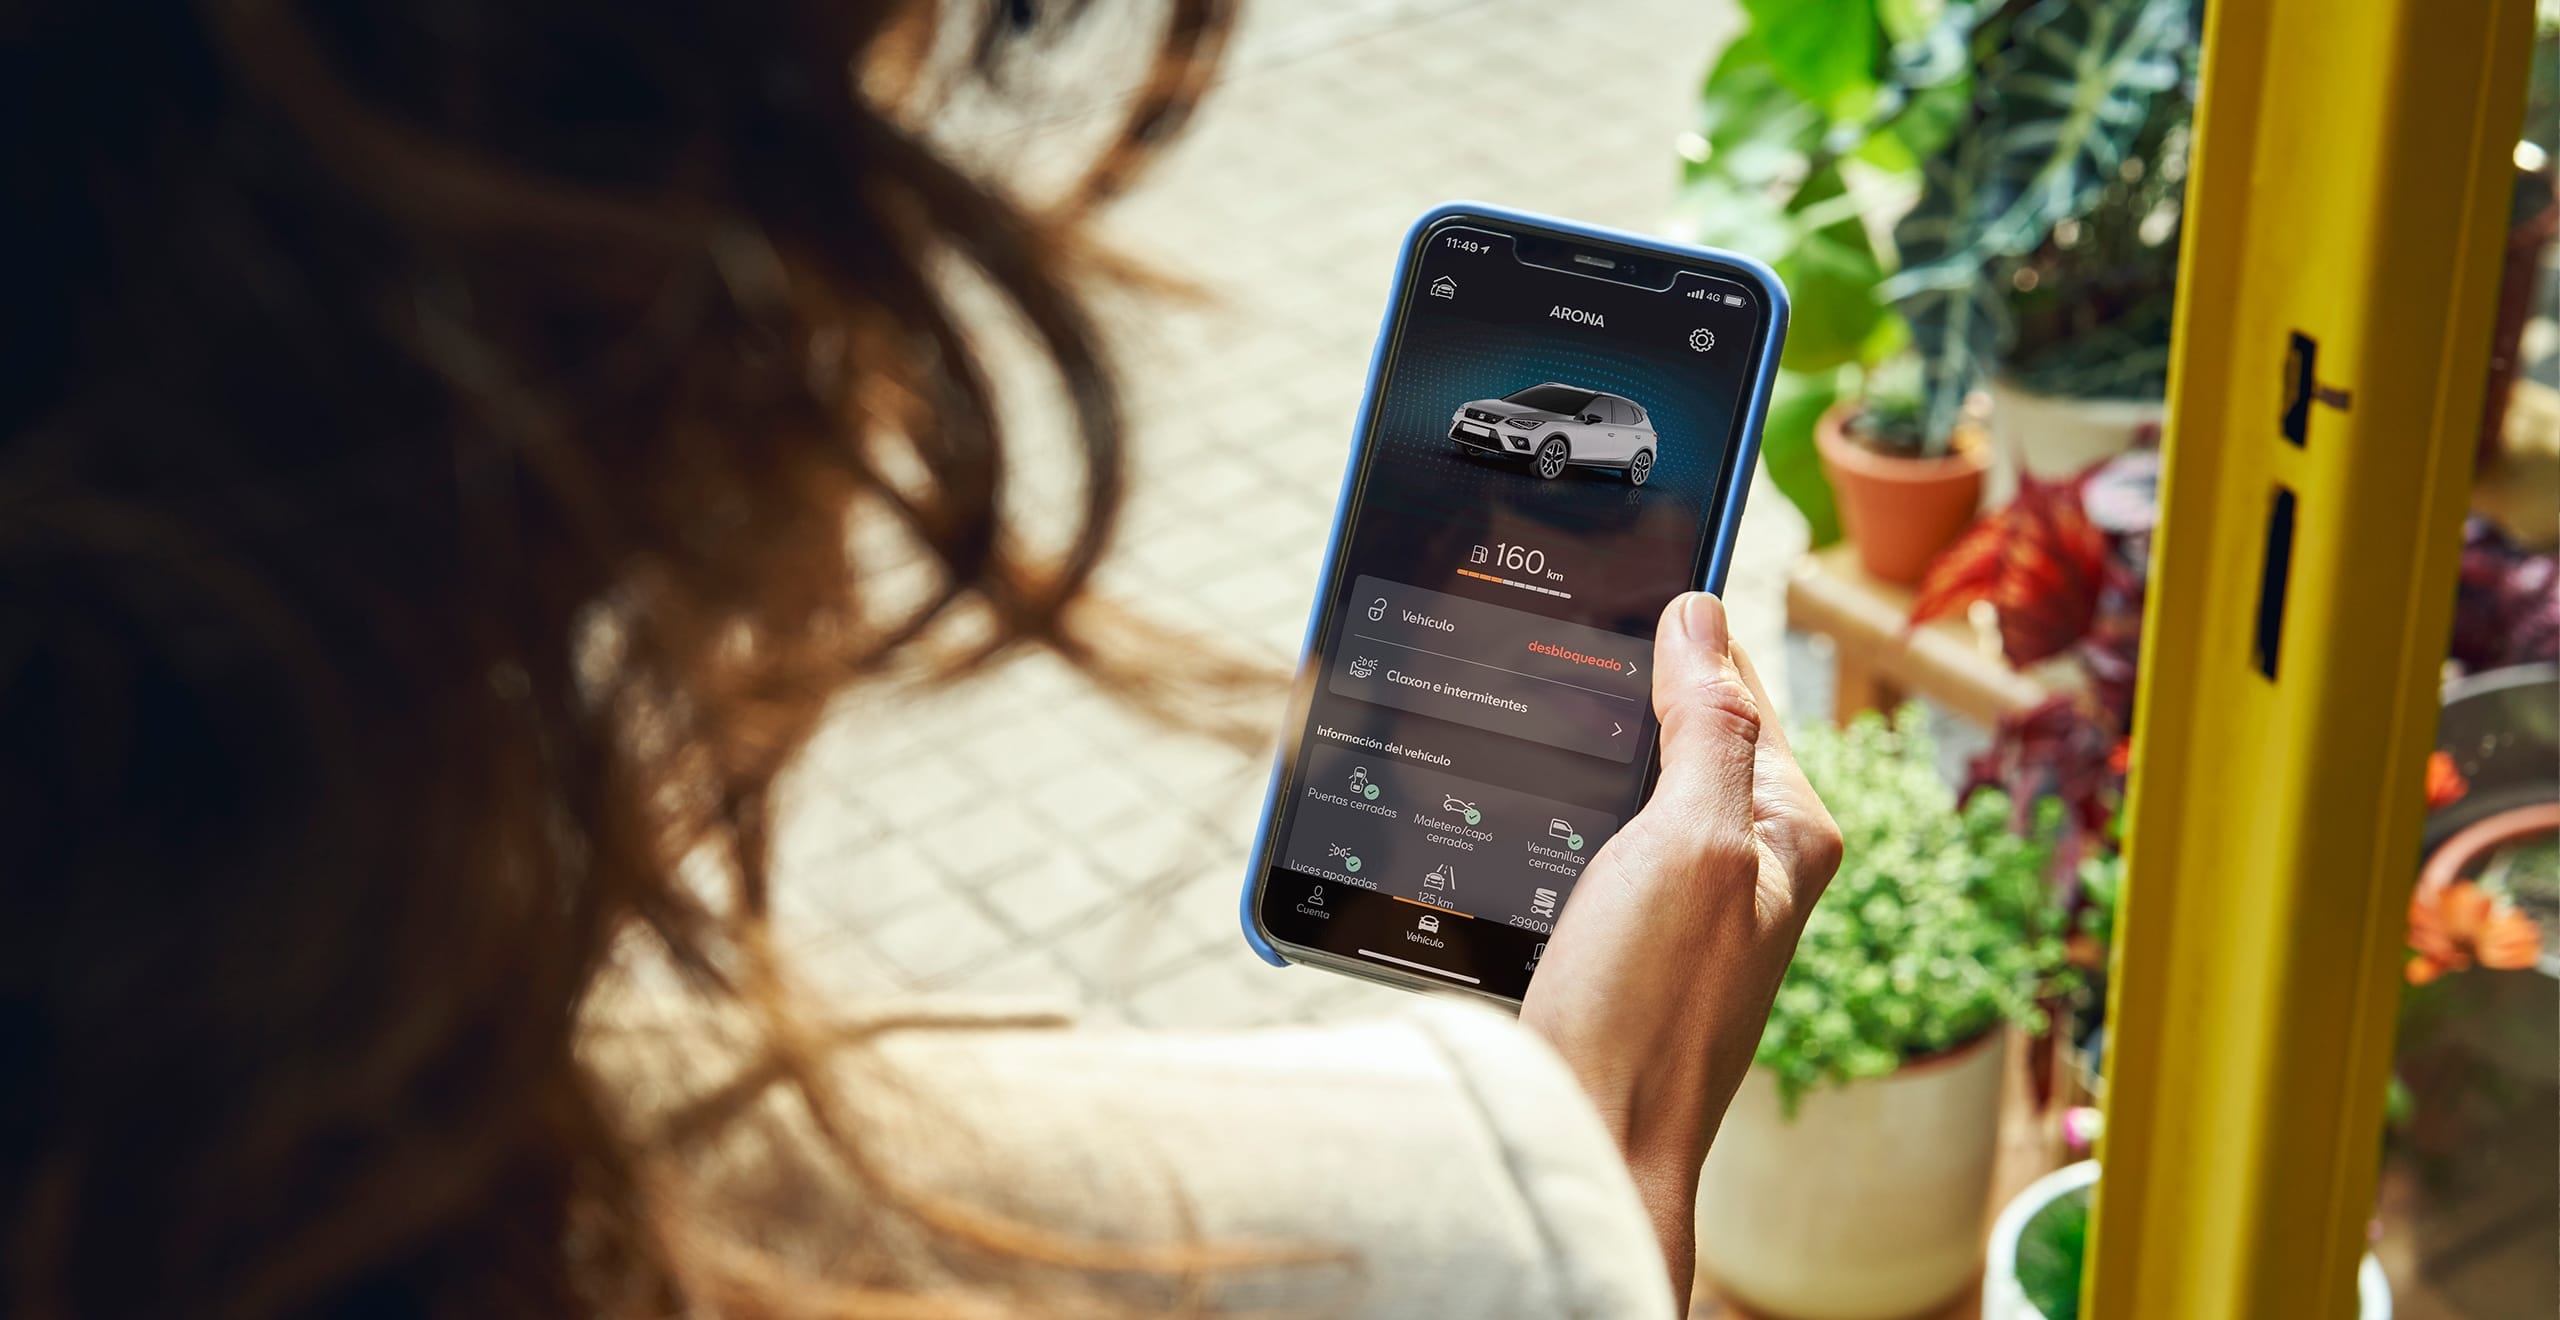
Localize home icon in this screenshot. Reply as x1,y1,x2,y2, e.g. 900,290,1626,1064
1430,275,1457,299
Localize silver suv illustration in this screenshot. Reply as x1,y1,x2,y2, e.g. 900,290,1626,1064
1448,383,1657,485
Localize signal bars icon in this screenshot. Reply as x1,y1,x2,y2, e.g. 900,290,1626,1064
1684,287,1708,300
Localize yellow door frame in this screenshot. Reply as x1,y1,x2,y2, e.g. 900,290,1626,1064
2088,0,2536,1315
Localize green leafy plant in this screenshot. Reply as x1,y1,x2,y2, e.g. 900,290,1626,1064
1677,0,2199,536
1760,707,2073,1110
2014,1185,2092,1319
1842,356,1933,458
1884,0,2194,441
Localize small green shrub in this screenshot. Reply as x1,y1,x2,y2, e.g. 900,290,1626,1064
2015,1186,2092,1319
1842,358,1934,459
1761,707,2071,1111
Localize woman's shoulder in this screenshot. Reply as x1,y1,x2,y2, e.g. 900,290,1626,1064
851,994,1677,1319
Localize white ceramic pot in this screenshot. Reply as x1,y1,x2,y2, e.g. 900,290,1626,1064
1984,380,2164,507
1981,1161,2394,1320
1697,1030,2008,1320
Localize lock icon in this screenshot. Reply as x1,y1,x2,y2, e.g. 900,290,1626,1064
1367,597,1388,621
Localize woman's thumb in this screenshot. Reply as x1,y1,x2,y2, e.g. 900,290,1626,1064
1643,593,1762,851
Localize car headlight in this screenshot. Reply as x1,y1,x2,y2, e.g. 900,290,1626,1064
1509,418,1546,430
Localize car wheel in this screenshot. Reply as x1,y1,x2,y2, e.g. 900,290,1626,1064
1628,450,1653,486
1535,436,1569,479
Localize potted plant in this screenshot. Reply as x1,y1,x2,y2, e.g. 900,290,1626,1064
1982,1162,2394,1320
1676,0,2199,533
1878,0,2195,498
2387,662,2558,1314
1816,356,1993,584
1695,708,2070,1320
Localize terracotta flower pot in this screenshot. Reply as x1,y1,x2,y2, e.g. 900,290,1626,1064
1816,403,1989,586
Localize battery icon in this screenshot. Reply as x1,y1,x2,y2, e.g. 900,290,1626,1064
1722,293,1747,307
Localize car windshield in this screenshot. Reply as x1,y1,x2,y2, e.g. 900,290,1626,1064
1503,384,1596,415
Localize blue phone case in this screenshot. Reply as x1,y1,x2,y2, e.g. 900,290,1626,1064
1237,201,1792,971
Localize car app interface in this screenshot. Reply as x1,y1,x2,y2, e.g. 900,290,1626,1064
1260,220,1770,998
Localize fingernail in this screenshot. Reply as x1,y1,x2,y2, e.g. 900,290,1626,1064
1681,593,1724,645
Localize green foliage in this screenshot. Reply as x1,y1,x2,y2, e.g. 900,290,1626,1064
1676,0,1976,525
1884,142,2013,445
1842,356,1934,458
1983,74,2189,401
1886,0,2187,291
1741,0,1877,116
1762,708,2073,1112
1778,167,1897,375
1760,374,1845,546
2075,848,2122,951
1881,0,2194,441
1685,0,2200,469
2014,1186,2092,1319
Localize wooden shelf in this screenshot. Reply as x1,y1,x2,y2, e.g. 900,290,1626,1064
1784,543,2086,728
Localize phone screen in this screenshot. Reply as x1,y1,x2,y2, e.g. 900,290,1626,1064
1251,213,1777,1002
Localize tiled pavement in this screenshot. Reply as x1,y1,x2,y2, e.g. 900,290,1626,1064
770,0,1804,1028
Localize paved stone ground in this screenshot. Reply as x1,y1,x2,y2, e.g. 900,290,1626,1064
769,0,1804,1028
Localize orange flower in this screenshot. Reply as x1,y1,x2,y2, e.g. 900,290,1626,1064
2406,879,2544,984
2424,750,2470,810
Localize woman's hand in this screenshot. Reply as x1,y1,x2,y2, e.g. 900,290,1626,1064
1518,592,1842,1306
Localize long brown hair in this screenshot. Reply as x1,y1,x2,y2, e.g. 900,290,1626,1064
0,1,1276,1314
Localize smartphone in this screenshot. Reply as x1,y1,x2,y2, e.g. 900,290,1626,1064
1238,202,1788,1005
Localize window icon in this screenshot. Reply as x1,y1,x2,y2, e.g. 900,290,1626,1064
1430,275,1458,299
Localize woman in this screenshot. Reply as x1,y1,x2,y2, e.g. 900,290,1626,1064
0,1,1840,1316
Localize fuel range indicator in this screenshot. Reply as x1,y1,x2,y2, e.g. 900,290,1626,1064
1463,542,1571,600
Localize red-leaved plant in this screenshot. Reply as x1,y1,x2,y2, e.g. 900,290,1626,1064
1925,445,2158,891
1908,471,2113,667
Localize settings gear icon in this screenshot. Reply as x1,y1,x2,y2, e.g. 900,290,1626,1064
1687,328,1716,353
